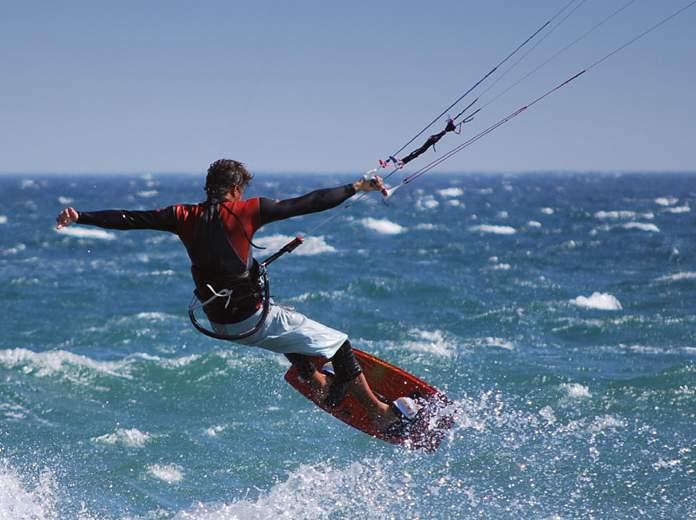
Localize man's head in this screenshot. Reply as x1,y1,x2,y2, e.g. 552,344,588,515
205,159,253,201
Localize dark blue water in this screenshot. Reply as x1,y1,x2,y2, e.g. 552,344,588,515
1,173,694,519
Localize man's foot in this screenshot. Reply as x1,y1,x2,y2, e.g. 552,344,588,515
373,397,423,433
370,402,400,431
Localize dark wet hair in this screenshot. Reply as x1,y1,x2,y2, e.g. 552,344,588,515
205,159,253,201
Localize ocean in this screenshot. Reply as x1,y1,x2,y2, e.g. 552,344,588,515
0,172,694,519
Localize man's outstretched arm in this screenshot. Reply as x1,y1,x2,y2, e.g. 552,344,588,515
56,207,178,233
259,176,385,226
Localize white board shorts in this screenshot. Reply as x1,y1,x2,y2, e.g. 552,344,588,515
210,304,348,359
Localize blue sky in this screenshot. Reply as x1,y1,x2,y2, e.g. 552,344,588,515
1,0,695,174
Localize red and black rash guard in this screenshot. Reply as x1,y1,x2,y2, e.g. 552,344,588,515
77,183,357,323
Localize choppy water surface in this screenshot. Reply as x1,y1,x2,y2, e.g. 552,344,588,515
1,173,694,519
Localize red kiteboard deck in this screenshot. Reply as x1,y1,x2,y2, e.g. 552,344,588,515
284,348,453,452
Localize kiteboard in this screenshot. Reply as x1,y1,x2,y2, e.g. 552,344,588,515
284,348,454,452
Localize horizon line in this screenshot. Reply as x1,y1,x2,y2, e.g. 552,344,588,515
2,169,696,177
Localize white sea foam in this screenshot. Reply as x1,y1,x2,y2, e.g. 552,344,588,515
148,464,184,484
623,222,660,232
657,271,696,282
415,223,437,230
0,461,57,519
254,234,336,255
92,428,152,448
57,196,74,205
358,217,406,235
0,348,132,382
588,415,624,433
55,227,116,240
655,196,678,206
478,337,514,350
594,210,637,220
653,458,681,470
136,190,158,198
571,292,622,311
561,383,591,399
664,205,690,214
540,207,554,215
1,243,26,255
416,196,439,210
288,289,347,303
175,461,398,520
205,425,226,437
538,406,556,425
0,215,7,224
437,187,464,197
526,220,542,228
447,199,463,207
402,329,456,358
469,224,516,235
21,179,38,189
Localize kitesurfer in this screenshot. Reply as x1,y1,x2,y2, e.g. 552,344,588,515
56,159,410,430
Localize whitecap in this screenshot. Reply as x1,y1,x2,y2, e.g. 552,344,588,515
137,190,158,198
92,428,152,448
358,218,406,235
0,348,132,381
176,461,395,519
447,199,462,207
437,187,464,198
402,329,456,358
664,205,690,214
478,337,514,350
655,196,678,206
657,272,696,282
288,290,346,303
205,425,226,437
57,196,74,205
526,220,542,228
594,210,636,220
560,383,591,399
1,243,26,255
469,224,516,235
416,196,439,210
148,464,183,484
0,460,57,519
623,222,660,232
540,207,554,215
588,414,624,432
571,292,622,311
55,227,116,240
0,215,7,224
254,234,336,255
538,406,556,424
415,223,437,230
20,179,38,189
653,458,681,470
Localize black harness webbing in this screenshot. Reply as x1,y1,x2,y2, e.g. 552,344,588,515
187,236,304,342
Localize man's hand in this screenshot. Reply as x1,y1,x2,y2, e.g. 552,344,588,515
56,207,79,229
353,175,387,196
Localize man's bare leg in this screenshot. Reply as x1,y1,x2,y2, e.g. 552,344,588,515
307,369,397,430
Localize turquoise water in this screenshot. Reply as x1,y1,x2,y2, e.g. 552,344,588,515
1,172,694,519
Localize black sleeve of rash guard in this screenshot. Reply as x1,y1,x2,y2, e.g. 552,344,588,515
76,207,178,233
259,184,356,226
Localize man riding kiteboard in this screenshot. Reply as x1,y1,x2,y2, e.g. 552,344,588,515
56,159,419,432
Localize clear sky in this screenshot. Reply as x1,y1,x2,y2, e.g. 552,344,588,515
1,0,694,174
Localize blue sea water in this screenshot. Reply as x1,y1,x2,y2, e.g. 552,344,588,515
0,172,694,519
